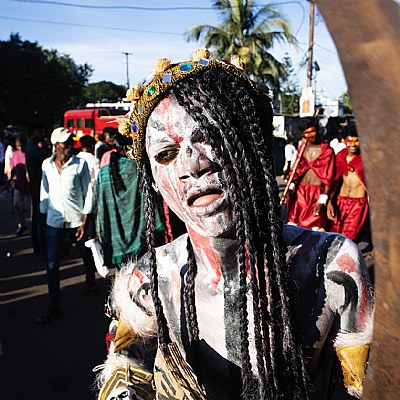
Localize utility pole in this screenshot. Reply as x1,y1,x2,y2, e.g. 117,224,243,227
122,52,133,88
307,0,315,88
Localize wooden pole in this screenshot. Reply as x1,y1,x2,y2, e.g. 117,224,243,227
315,1,400,397
280,140,307,205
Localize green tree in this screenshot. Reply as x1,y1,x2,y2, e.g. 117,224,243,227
0,33,92,129
278,54,300,114
339,90,352,113
82,81,126,104
186,0,296,86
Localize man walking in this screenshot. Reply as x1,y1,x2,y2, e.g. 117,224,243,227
327,126,373,280
38,127,97,324
287,118,335,231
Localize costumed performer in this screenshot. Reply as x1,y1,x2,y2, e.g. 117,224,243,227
286,118,335,231
95,50,374,400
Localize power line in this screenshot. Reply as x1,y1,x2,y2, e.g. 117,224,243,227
0,15,182,36
12,0,307,12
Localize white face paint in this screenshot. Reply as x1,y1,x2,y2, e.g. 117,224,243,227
146,95,234,238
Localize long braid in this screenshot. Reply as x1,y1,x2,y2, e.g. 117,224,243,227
110,151,126,193
185,237,200,344
238,88,309,397
173,71,309,398
174,82,266,398
142,162,170,345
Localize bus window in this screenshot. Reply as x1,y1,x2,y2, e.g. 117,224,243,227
77,118,83,128
66,119,74,129
85,118,94,128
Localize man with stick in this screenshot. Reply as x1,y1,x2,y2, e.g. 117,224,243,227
285,118,335,231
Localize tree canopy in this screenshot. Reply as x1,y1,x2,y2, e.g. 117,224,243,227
186,0,297,86
82,81,126,104
0,33,92,130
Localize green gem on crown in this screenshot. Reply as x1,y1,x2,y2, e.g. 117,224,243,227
147,85,156,96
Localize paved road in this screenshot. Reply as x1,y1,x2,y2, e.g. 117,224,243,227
0,191,112,400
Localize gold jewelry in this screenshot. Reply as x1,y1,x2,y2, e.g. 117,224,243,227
120,49,252,169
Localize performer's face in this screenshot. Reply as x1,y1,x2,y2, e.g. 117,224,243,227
302,126,317,143
146,96,234,237
345,136,360,154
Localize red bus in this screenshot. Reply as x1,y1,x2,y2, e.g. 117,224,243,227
64,103,130,147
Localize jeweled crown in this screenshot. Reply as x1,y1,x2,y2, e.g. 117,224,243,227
120,49,251,169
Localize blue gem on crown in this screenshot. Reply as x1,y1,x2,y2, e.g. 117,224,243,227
132,121,138,133
162,73,172,83
198,58,209,66
179,63,193,72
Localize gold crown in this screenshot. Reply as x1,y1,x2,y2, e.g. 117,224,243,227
120,49,252,169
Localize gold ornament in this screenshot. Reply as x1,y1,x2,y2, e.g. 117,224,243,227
123,49,255,170
126,86,141,101
154,58,171,74
191,48,211,62
230,54,244,70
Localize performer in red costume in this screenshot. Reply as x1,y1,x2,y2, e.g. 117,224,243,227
327,127,370,243
287,118,335,231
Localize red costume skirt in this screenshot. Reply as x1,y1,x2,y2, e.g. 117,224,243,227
330,195,369,242
287,182,329,230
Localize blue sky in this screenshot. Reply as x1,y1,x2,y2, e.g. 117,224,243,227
0,0,348,99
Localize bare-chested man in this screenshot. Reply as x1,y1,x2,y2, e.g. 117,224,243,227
327,128,371,244
287,118,335,231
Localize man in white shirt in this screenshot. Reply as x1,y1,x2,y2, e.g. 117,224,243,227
283,137,297,181
38,127,97,324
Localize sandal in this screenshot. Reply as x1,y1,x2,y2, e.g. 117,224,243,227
37,307,61,324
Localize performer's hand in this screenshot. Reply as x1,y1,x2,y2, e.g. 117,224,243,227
327,201,335,221
314,203,325,217
76,223,85,241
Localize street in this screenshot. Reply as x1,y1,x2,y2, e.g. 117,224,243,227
0,191,112,400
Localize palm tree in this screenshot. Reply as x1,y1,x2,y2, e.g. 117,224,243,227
186,0,297,87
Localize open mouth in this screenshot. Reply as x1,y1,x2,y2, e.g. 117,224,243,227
188,189,224,207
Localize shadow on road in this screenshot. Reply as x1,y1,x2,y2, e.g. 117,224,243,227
0,192,112,400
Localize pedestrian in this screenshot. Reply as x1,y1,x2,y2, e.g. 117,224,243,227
95,133,105,154
10,134,29,236
286,117,335,231
25,125,48,255
93,133,167,269
38,127,97,324
96,51,374,400
282,136,297,181
96,127,117,165
327,125,374,280
77,135,100,187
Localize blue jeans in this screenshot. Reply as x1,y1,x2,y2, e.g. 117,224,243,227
46,225,96,309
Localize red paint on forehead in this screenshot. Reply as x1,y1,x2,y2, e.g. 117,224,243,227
154,97,184,143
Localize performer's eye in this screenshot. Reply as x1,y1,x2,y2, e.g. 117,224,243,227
155,147,179,164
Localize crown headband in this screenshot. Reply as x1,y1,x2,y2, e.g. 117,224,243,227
119,49,253,169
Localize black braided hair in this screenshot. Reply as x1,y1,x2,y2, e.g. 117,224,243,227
142,68,309,399
110,134,133,194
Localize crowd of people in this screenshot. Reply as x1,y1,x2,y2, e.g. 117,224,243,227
0,125,182,324
0,50,374,400
282,117,374,282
